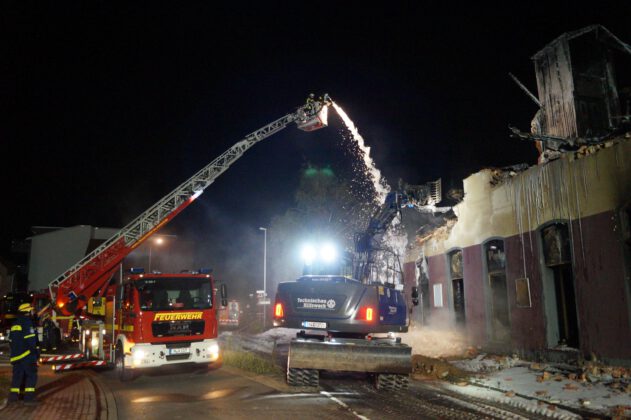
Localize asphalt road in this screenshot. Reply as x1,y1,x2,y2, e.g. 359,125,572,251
98,363,560,420
100,365,363,420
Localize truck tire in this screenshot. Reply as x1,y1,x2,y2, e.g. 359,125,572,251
115,344,135,382
287,368,319,387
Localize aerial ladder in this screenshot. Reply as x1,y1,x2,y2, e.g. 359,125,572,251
44,95,332,327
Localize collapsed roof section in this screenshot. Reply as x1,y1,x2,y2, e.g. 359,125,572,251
510,25,631,163
413,25,631,248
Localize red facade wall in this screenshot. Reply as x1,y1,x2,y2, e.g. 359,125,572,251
504,234,547,351
462,245,486,345
422,209,631,361
427,254,450,323
571,211,631,360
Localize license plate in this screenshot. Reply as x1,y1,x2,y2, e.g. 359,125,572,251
168,347,190,355
302,321,327,329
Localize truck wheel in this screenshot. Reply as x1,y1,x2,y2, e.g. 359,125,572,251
287,368,319,387
115,344,134,382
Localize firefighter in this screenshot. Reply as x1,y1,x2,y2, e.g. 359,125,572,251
305,93,315,112
8,302,39,406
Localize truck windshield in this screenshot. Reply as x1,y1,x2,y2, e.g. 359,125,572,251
136,277,212,311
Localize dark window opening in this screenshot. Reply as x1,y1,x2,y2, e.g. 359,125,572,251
542,223,579,348
449,250,465,325
485,240,510,343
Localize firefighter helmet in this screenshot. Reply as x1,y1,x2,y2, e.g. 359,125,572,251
18,303,34,312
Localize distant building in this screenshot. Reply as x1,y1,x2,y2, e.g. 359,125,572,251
26,226,196,292
404,25,631,365
28,225,119,291
0,257,16,296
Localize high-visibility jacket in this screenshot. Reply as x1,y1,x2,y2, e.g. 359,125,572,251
9,315,38,364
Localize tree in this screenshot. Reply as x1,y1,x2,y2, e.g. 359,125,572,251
267,162,379,292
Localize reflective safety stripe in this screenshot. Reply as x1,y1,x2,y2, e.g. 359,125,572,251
25,388,35,392
10,350,31,362
10,325,22,331
24,333,36,339
10,388,20,393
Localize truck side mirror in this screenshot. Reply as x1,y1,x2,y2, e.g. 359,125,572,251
220,284,228,307
411,286,419,306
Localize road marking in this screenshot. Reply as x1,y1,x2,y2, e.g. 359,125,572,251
320,390,370,420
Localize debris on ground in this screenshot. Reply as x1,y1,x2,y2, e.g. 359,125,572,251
436,351,631,418
411,354,470,382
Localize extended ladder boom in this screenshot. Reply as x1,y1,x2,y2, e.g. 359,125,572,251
50,98,331,315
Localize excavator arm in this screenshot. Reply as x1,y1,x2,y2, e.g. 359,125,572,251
353,179,447,282
50,96,332,316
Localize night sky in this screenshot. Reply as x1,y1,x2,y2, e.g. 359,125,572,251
2,3,630,292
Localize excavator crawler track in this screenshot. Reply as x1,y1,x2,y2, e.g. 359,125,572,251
287,367,319,387
375,373,409,391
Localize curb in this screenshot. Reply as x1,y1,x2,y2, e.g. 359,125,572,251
89,372,117,420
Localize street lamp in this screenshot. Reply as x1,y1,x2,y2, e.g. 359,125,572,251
259,227,267,328
148,236,165,272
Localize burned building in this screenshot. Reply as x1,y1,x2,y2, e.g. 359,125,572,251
405,25,631,365
511,25,631,163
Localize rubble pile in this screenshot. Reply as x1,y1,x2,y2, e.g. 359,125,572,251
444,351,631,418
411,354,470,382
488,164,529,186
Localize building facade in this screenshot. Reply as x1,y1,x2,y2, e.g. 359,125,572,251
404,25,631,365
406,139,631,364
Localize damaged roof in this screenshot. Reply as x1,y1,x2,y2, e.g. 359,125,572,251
532,24,631,60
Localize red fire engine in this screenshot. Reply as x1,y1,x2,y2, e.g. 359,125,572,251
67,269,225,380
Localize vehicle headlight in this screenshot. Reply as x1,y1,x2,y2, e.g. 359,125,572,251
208,344,219,359
133,349,146,361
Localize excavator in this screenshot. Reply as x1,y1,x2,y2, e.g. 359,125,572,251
272,180,446,391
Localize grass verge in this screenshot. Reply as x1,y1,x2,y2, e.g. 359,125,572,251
222,349,282,375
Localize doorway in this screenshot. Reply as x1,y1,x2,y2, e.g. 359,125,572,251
541,223,580,348
449,250,466,325
485,240,510,344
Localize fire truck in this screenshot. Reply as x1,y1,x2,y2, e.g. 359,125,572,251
1,291,64,350
73,268,225,380
0,292,30,342
37,95,331,378
217,300,241,329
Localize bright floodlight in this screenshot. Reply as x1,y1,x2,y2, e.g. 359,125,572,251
155,237,164,245
320,243,337,263
301,244,317,266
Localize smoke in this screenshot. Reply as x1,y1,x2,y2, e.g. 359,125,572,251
401,323,471,358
